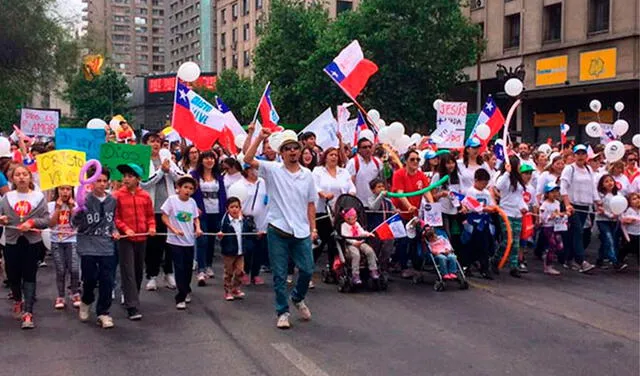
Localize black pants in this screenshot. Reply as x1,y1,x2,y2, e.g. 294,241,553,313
170,244,194,303
146,213,172,278
463,227,492,273
81,255,116,316
619,234,639,264
315,213,337,265
5,237,38,312
244,235,266,278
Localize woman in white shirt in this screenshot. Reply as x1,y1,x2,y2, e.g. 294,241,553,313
222,157,244,192
608,161,631,196
457,137,489,195
312,147,356,266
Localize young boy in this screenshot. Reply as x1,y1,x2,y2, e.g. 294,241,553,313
367,178,395,277
73,167,119,328
114,163,156,320
461,169,495,279
218,197,256,301
161,176,202,310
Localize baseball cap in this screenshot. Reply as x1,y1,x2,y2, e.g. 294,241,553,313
465,137,481,148
573,144,588,153
544,182,560,193
117,163,143,179
519,164,534,174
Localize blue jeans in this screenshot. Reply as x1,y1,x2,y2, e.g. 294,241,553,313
434,253,458,274
196,213,222,272
596,221,618,264
267,227,313,316
567,207,589,264
80,255,116,316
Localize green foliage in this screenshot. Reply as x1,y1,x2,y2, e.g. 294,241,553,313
64,67,131,124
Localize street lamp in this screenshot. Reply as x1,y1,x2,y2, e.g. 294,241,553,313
496,63,526,83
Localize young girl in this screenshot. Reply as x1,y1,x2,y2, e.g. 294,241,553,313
519,164,538,272
0,166,50,329
595,174,622,269
425,229,458,280
341,208,378,284
48,185,81,309
620,192,640,269
539,183,566,275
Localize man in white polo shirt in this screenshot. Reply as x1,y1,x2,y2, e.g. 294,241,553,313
244,125,318,330
346,137,381,206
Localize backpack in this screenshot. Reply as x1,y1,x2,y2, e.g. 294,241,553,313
353,155,380,174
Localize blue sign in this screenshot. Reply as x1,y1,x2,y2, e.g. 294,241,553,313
55,128,105,161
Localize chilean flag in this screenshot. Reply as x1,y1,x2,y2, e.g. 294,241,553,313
216,96,247,137
470,96,505,152
452,192,484,212
324,40,378,99
353,110,368,145
560,123,570,145
258,84,281,131
172,81,226,151
373,214,407,240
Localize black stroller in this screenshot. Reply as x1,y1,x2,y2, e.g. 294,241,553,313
321,194,389,293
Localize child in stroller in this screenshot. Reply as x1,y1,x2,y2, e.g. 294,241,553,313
341,208,379,285
425,228,458,280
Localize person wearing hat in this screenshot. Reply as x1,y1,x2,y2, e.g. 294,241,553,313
558,144,599,273
244,127,317,330
113,163,156,320
539,182,566,275
519,163,538,272
457,137,489,195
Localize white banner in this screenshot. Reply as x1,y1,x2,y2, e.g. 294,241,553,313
435,102,467,148
20,108,59,137
299,108,338,150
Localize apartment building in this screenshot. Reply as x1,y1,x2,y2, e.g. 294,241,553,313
460,0,639,143
165,0,217,72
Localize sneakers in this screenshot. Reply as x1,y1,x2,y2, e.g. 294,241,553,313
276,312,291,329
480,272,493,280
127,308,142,320
79,302,91,321
232,289,246,299
54,297,65,310
164,274,177,289
71,293,81,308
615,263,628,272
97,315,114,329
509,268,522,278
370,269,380,279
401,269,414,279
38,261,47,268
517,263,529,273
224,292,235,301
578,261,595,273
145,277,158,291
197,272,207,286
308,280,315,289
293,300,312,321
544,266,561,275
351,274,362,285
176,301,187,310
120,294,125,305
21,313,34,329
13,301,24,319
252,276,265,285
205,267,215,278
185,294,192,303
286,274,294,284
443,273,456,280
241,275,251,286
569,261,581,271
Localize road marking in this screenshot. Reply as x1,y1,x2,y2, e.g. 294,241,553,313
272,342,331,376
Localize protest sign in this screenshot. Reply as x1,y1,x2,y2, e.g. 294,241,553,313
20,108,59,138
420,202,443,227
435,102,467,148
299,108,339,150
100,143,152,181
600,123,615,145
36,150,86,190
56,128,105,161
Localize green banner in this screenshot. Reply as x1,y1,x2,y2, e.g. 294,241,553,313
99,143,152,181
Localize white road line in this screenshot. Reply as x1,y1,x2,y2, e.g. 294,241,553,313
271,343,331,376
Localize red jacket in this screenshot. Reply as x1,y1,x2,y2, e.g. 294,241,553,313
114,186,156,242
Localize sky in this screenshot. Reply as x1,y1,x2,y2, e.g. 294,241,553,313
56,0,84,30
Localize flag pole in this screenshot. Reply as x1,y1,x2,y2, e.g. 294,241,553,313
252,81,270,124
323,71,379,133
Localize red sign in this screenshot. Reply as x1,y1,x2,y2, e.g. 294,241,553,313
147,75,216,93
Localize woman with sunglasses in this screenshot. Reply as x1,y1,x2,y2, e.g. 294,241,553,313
624,151,639,184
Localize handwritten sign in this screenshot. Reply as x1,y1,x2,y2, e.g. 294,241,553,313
20,108,59,138
35,150,86,190
554,215,568,232
435,102,467,148
420,202,443,227
100,143,152,181
56,128,105,161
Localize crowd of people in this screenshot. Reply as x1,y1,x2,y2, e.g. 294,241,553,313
0,120,638,331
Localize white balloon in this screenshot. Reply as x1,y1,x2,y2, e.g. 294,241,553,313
87,118,107,129
360,129,375,143
109,118,121,131
604,141,625,162
475,123,491,140
227,181,249,203
633,134,640,148
614,101,625,112
609,195,628,215
537,144,552,156
235,134,247,149
268,132,283,151
376,119,386,128
504,78,523,97
41,229,51,251
589,99,602,113
395,135,412,154
613,119,629,137
585,122,602,138
378,127,390,144
159,148,172,162
0,137,11,157
177,61,201,82
388,122,405,141
367,109,380,123
433,99,444,111
409,133,422,145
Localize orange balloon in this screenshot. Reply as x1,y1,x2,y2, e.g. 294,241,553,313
488,206,512,270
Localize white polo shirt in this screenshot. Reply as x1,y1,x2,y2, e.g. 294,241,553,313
312,166,356,214
346,154,381,206
258,161,317,238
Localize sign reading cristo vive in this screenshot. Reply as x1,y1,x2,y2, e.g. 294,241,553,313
580,48,616,81
36,150,86,190
20,108,60,137
535,55,568,86
100,143,152,181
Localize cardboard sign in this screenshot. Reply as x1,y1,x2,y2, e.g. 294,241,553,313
20,108,59,137
35,150,86,190
554,215,568,232
100,143,152,181
421,202,443,227
435,102,467,148
55,128,105,161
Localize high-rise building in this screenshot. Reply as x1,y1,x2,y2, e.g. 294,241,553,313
82,0,167,77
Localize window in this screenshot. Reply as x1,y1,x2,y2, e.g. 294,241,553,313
504,13,521,49
113,0,130,4
134,16,147,25
256,0,262,10
336,0,352,14
243,50,250,67
113,34,131,42
153,64,164,71
243,0,249,14
153,37,163,44
153,55,164,62
135,45,149,52
243,23,250,41
138,8,148,15
221,8,226,24
113,15,128,22
135,26,148,33
470,0,484,10
588,0,609,33
152,18,163,25
222,57,227,69
152,9,164,16
152,0,162,5
543,3,562,42
113,25,130,32
139,64,149,73
153,46,164,53
232,54,238,68
137,54,148,61
232,3,238,19
220,32,226,48
477,22,484,39
232,28,237,43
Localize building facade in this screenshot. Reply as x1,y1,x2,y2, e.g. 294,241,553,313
460,0,639,143
82,0,167,77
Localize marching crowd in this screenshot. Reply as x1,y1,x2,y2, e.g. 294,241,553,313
0,120,638,331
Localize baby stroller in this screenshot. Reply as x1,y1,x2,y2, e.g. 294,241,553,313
322,194,389,293
412,223,469,292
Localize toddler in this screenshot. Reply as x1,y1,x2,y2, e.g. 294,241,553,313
425,229,458,280
341,208,378,284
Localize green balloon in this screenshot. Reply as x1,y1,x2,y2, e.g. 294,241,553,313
385,175,450,198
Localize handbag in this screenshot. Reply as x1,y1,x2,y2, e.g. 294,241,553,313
244,181,260,230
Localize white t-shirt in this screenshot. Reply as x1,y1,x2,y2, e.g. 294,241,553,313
47,202,76,243
240,178,268,232
560,164,599,206
612,174,630,196
346,155,381,206
6,190,44,218
457,160,490,195
258,161,317,238
622,207,640,236
312,166,356,214
199,179,220,214
595,192,620,222
160,195,199,246
432,172,461,215
536,171,560,199
224,172,243,192
466,186,494,207
539,200,561,227
495,173,527,218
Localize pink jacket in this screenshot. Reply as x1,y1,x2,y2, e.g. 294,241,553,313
429,236,452,255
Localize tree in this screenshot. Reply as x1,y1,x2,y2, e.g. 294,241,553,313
64,67,131,124
197,70,261,125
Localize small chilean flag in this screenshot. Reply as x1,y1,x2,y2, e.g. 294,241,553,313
560,123,570,145
373,214,407,240
353,110,368,145
452,192,484,212
258,83,281,131
324,40,378,99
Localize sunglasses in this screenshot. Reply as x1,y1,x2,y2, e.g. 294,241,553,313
359,145,372,149
407,157,420,162
628,158,638,163
282,144,301,152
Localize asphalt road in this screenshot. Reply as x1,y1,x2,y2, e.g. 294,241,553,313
0,248,638,376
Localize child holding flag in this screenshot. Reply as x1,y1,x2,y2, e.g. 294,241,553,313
342,208,378,285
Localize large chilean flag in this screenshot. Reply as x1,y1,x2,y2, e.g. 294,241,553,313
172,81,227,151
324,40,378,99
